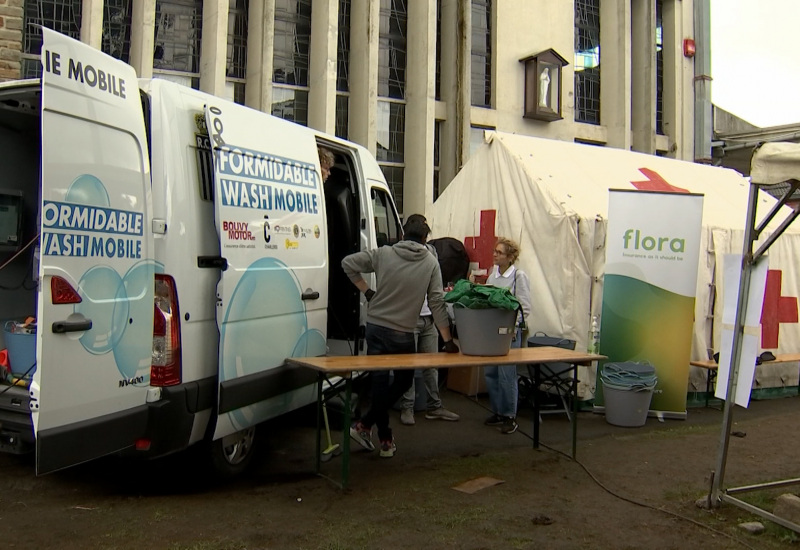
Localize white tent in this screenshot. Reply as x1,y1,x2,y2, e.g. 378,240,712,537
430,132,800,398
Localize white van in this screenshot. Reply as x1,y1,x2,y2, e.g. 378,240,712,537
0,29,402,475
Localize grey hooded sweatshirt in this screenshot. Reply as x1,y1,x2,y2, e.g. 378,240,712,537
342,240,450,333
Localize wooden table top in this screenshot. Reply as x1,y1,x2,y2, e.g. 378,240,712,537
286,347,605,373
691,353,800,370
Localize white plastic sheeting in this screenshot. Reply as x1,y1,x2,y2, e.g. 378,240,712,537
430,132,800,398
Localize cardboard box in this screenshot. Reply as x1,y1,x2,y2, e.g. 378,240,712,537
447,365,487,396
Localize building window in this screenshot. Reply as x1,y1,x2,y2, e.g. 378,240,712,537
471,0,491,108
433,120,442,200
574,0,600,125
378,0,407,211
337,0,351,92
22,0,82,78
273,0,311,86
470,125,492,157
378,0,407,100
103,0,133,62
273,0,311,125
226,0,248,105
435,0,442,101
380,166,405,216
154,0,203,89
656,0,664,135
272,87,308,126
335,94,349,139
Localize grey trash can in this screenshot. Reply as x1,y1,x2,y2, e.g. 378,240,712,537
600,362,657,427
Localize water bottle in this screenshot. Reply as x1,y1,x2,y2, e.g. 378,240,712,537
588,315,600,354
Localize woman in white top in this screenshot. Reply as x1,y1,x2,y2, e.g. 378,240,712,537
483,237,532,434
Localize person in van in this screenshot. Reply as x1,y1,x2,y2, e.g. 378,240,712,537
342,216,459,458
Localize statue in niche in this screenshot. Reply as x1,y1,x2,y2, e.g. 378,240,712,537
539,67,551,108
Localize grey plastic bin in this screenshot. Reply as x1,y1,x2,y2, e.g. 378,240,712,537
601,361,657,427
453,307,516,356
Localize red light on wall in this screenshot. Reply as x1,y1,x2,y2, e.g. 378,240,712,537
683,39,696,58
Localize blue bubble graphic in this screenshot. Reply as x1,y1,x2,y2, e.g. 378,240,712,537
113,261,156,382
220,257,309,427
65,174,110,207
76,265,128,355
292,329,326,358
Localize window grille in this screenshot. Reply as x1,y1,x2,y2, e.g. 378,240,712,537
154,0,203,76
656,0,664,135
22,0,82,78
378,0,407,100
103,0,132,62
433,120,442,200
335,94,349,139
470,0,491,107
574,0,600,125
272,86,308,126
227,0,248,80
379,165,404,215
273,0,311,86
337,0,351,92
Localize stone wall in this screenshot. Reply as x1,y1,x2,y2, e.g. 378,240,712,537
0,0,23,81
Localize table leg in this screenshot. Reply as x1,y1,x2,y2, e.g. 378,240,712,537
315,373,323,474
571,364,578,459
532,364,540,450
341,377,353,489
705,369,711,408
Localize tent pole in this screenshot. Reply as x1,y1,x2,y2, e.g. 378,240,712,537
710,183,761,505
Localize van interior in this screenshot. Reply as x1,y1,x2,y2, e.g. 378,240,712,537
0,86,41,351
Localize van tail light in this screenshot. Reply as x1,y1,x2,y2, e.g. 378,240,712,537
51,276,82,304
151,274,182,387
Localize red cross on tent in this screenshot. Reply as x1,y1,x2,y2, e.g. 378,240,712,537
760,269,798,349
464,209,497,271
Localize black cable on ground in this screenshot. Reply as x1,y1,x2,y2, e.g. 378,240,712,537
461,394,759,550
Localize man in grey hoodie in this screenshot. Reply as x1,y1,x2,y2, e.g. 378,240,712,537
342,216,459,458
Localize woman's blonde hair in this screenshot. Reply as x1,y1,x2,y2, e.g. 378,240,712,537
318,147,335,169
496,237,520,264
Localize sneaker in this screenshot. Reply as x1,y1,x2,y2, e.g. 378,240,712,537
349,421,375,451
425,407,460,421
400,408,415,425
379,438,397,458
484,414,504,426
500,417,518,435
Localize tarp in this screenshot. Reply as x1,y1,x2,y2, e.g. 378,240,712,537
430,132,800,399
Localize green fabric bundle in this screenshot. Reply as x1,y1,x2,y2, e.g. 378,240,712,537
444,279,520,312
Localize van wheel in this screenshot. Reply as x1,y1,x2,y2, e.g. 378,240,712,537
209,426,257,478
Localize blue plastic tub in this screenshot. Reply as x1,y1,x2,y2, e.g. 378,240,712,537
3,322,36,376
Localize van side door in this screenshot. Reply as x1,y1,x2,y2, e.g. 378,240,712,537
204,102,327,440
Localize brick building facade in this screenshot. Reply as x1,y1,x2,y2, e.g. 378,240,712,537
0,0,22,81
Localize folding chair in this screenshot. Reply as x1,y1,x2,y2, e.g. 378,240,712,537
518,334,577,420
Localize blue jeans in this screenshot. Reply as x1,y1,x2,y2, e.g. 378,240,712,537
484,328,522,418
362,323,416,440
400,316,443,411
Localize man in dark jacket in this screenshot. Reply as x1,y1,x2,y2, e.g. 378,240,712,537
342,216,459,457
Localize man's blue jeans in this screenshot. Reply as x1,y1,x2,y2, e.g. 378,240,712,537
484,328,522,418
362,323,416,440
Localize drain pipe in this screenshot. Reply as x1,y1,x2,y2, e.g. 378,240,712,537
694,0,712,164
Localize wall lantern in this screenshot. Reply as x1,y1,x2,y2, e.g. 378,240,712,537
519,48,568,122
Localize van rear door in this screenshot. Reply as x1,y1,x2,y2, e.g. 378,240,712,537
204,102,327,440
36,29,154,473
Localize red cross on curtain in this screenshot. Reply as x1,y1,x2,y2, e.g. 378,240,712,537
760,269,798,349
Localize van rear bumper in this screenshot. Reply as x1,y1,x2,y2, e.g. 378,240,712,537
0,384,35,454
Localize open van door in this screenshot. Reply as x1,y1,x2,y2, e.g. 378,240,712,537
35,29,154,473
204,102,327,441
